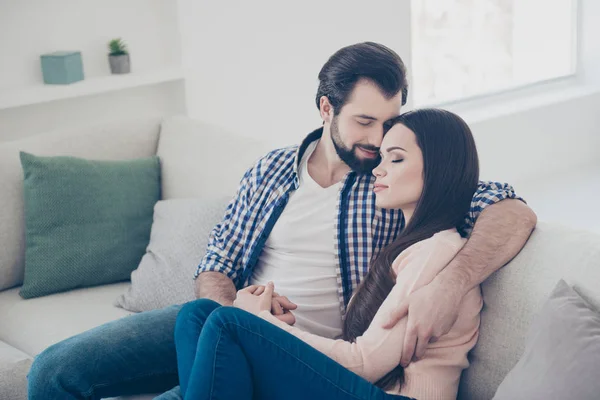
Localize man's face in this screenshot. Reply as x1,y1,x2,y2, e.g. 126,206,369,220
329,79,403,174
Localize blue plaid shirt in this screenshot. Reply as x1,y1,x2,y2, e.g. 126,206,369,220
195,128,522,315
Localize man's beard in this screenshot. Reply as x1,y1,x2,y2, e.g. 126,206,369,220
330,116,380,174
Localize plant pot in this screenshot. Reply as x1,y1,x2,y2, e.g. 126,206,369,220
109,54,131,74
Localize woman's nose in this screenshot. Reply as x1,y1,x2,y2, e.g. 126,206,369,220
373,164,386,178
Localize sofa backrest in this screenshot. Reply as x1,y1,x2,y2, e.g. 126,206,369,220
156,116,270,200
0,118,161,291
458,222,600,399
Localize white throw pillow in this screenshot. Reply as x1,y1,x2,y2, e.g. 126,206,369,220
115,198,228,312
493,279,600,400
157,116,268,200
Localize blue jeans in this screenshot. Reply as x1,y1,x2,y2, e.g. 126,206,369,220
27,304,184,399
175,298,412,400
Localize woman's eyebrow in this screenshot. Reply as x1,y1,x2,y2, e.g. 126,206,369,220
380,146,407,156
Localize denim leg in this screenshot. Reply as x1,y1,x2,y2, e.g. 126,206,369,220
153,385,183,400
185,307,411,400
174,298,221,396
27,304,182,400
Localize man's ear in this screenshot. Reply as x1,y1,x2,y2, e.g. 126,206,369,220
319,96,334,124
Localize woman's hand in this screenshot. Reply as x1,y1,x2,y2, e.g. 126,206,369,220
233,282,275,315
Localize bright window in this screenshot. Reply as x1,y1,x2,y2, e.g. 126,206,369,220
411,0,578,106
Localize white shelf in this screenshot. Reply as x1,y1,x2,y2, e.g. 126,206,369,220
0,67,184,110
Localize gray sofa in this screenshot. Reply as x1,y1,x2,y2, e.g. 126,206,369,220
1,116,599,399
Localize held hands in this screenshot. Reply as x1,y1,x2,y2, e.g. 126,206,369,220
233,282,298,325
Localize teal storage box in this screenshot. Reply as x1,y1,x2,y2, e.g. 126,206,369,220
40,51,84,84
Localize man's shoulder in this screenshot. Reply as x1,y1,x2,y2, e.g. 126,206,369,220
261,145,298,162
250,145,299,176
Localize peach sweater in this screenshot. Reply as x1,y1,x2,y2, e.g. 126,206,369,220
259,230,483,399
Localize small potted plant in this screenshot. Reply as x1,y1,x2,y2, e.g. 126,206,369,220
108,38,130,74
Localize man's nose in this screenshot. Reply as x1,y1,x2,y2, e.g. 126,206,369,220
370,125,385,148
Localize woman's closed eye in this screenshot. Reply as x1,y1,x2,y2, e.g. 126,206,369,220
392,159,404,163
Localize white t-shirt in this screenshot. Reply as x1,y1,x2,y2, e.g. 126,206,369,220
250,140,343,339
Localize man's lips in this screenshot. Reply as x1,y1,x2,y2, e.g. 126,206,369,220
373,183,388,193
357,147,379,159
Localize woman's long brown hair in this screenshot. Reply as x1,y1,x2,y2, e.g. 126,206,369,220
342,109,480,390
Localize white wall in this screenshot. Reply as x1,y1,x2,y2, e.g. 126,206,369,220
470,90,600,185
177,0,412,149
0,81,185,142
179,0,600,186
0,0,181,86
0,0,184,140
3,0,599,195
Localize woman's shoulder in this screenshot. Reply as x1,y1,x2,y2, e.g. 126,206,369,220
430,229,467,248
405,229,466,254
391,229,466,276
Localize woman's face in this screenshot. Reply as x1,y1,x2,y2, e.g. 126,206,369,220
372,124,424,215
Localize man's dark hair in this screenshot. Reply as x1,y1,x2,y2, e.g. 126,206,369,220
315,42,409,114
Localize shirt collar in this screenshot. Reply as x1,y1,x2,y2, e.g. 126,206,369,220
294,127,324,176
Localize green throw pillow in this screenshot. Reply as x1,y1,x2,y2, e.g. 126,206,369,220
19,152,161,299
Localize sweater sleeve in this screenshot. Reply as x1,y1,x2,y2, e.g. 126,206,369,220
258,230,467,384
258,304,409,383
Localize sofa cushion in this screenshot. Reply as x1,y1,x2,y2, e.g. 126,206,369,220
157,116,268,200
0,118,161,292
458,222,600,399
115,198,227,312
0,341,32,400
493,279,600,400
19,152,161,299
0,283,133,356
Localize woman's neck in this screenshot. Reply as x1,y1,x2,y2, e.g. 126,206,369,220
401,207,414,226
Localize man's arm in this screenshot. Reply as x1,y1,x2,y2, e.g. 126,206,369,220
195,271,237,306
436,198,537,294
193,163,258,302
386,195,537,367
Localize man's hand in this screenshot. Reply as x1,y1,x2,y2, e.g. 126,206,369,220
271,292,297,325
383,277,463,367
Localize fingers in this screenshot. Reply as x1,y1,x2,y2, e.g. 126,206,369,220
400,322,418,367
414,333,431,361
275,311,296,326
263,281,274,297
383,301,409,329
271,298,284,315
254,286,265,296
275,295,297,310
241,285,259,294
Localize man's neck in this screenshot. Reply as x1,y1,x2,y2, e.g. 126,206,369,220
306,131,351,188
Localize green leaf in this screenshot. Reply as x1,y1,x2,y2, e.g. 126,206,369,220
108,38,129,55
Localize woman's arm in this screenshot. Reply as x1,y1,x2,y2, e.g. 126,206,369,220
258,290,409,383
258,230,466,384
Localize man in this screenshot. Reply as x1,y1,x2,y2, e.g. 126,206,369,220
28,42,536,399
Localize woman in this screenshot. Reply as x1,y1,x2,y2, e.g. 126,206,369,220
174,109,482,400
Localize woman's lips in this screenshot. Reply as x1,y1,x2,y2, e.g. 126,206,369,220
373,184,388,193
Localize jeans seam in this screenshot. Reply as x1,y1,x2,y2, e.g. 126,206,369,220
81,369,176,399
210,330,225,400
219,321,367,400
